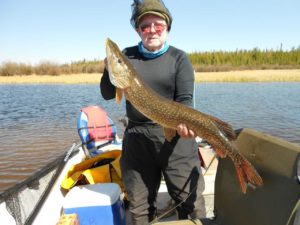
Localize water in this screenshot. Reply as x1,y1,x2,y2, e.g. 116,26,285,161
194,83,300,144
0,83,299,193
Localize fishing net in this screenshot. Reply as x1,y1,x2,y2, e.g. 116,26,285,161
4,168,59,225
0,144,79,225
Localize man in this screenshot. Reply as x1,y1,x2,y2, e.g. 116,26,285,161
100,0,205,224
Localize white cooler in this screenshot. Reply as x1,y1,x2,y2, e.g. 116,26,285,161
63,183,126,225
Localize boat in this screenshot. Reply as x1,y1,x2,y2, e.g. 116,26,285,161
0,106,299,225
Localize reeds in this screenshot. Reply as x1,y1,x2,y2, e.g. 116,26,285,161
0,60,105,76
0,74,101,84
0,62,34,76
194,70,300,82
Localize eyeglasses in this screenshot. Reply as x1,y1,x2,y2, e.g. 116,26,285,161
139,22,167,34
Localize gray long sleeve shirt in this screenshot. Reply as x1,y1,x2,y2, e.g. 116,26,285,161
100,45,195,123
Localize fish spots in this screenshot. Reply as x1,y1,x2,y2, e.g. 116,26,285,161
219,130,229,142
134,77,142,87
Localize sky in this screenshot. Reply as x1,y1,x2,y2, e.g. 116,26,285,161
0,0,299,65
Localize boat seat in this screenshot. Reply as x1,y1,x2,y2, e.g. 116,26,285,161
210,128,300,225
152,128,300,225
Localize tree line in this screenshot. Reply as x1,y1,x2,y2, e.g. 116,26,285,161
1,47,300,76
190,47,300,72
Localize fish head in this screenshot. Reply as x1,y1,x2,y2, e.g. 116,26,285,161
105,38,134,89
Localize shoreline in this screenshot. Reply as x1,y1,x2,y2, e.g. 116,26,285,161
0,69,300,84
194,69,300,82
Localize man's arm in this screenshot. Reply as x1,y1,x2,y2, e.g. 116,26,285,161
100,68,116,100
174,52,195,107
175,52,196,138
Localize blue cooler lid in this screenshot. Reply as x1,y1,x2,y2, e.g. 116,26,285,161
63,183,121,208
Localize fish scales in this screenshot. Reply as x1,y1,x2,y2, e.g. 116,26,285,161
127,78,218,137
105,38,263,193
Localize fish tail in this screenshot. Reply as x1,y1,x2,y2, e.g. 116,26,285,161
234,157,263,194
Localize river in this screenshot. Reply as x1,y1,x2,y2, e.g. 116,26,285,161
0,83,299,193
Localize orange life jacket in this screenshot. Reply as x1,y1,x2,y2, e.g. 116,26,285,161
80,106,115,142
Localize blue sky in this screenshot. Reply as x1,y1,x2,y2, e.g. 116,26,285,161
0,0,299,65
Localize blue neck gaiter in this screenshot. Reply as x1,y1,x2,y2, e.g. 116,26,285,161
138,41,169,59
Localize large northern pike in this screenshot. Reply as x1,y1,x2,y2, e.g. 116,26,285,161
105,38,263,193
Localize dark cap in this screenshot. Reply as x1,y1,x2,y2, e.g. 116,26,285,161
130,0,172,31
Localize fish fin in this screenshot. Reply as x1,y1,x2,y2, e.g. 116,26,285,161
234,157,264,193
207,114,237,140
164,128,177,142
115,88,123,104
241,157,264,186
234,163,248,194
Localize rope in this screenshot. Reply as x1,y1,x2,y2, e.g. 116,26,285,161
149,184,198,224
286,198,300,225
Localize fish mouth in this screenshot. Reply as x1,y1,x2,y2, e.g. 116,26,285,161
105,38,112,51
105,38,112,46
105,38,130,89
105,38,113,58
105,38,115,60
105,38,118,53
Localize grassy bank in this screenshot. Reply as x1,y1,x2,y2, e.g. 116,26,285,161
0,70,300,84
194,69,300,82
0,73,101,84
